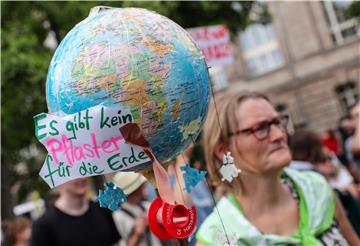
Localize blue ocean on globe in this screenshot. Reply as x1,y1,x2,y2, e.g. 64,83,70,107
46,7,211,169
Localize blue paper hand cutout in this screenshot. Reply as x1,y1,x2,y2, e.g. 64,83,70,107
97,181,127,211
180,165,207,193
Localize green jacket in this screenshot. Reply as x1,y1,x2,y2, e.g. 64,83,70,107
196,168,335,246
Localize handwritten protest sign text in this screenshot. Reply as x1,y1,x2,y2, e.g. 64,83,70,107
34,105,150,188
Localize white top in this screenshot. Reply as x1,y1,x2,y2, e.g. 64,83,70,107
112,201,161,246
328,166,354,190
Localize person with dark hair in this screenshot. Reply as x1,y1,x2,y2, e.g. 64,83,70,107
196,90,359,245
31,178,121,246
290,129,358,195
289,129,325,170
290,129,360,236
345,102,360,179
2,217,31,246
338,115,355,166
320,147,359,199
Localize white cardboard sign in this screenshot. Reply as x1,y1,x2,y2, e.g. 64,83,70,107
34,105,150,188
186,25,234,66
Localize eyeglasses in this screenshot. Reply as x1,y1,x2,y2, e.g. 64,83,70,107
228,115,289,140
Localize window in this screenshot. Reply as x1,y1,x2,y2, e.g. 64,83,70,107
335,82,359,113
323,1,360,45
239,24,284,77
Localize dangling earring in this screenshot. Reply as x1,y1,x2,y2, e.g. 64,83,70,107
219,152,241,183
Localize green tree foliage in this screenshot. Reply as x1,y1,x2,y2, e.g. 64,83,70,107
1,1,267,219
345,1,360,20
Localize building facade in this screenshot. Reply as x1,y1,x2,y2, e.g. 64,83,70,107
215,1,360,132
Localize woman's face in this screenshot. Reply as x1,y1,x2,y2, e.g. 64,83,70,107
229,98,291,174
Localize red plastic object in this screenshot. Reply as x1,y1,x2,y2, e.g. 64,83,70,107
162,201,197,239
148,197,172,240
148,197,197,240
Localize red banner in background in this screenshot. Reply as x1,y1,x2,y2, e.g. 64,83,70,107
187,25,234,67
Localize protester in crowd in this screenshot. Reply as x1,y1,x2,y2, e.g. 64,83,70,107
1,217,31,246
112,172,160,246
196,90,359,245
345,102,360,179
338,115,355,165
339,115,355,140
322,148,360,198
290,129,359,198
288,129,319,172
31,178,120,246
290,128,360,235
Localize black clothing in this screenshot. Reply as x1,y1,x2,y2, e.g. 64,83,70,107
31,201,120,246
335,190,360,236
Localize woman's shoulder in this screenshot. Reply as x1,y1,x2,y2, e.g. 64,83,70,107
196,196,231,229
195,196,241,245
284,168,336,233
284,167,329,189
284,168,334,209
195,195,262,245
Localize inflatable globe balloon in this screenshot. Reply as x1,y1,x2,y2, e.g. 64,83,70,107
46,7,210,169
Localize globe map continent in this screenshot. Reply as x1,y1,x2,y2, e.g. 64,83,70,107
46,7,210,168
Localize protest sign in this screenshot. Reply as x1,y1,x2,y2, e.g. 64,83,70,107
186,25,233,67
34,105,150,188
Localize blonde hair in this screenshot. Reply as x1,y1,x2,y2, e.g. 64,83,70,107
202,90,269,191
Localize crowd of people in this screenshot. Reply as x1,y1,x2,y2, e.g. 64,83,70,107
1,91,360,246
